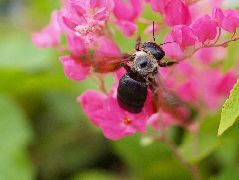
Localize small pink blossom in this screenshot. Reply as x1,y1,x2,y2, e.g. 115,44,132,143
147,111,175,130
163,32,185,60
165,0,191,26
144,23,159,35
66,35,87,55
221,9,239,33
59,0,114,44
190,0,223,20
32,11,61,48
195,47,227,64
113,0,142,36
74,19,105,43
191,15,217,43
94,36,120,57
202,70,223,109
177,61,196,77
215,72,237,96
148,0,169,14
60,56,90,81
113,0,142,21
171,25,196,49
177,79,199,103
78,90,153,140
115,20,138,37
212,7,224,26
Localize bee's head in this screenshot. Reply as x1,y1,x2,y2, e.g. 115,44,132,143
141,41,165,61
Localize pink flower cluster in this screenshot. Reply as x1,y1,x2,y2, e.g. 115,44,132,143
33,0,239,140
164,7,239,60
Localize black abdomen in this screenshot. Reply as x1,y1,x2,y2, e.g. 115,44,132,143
117,73,147,113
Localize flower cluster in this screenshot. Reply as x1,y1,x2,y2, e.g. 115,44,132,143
33,0,239,140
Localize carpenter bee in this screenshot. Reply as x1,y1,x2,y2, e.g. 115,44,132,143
92,23,178,114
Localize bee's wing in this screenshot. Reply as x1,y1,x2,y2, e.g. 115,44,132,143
92,54,134,73
153,73,182,106
150,73,192,126
70,53,134,73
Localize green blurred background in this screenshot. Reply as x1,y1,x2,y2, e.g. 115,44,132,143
1,0,239,180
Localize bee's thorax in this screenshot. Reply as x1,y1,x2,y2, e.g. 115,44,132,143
130,50,158,77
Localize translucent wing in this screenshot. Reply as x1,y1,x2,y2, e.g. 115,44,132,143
70,53,134,73
92,54,134,73
150,72,193,127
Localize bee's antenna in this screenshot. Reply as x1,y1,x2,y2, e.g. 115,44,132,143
153,21,156,42
159,41,176,46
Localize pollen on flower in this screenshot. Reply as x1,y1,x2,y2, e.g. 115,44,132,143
123,116,132,125
74,19,105,43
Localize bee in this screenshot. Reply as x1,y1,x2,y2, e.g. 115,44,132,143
93,23,178,114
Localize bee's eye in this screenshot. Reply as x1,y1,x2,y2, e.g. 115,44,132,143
139,60,148,68
137,57,149,69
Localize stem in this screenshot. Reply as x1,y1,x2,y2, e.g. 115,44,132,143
213,28,221,45
161,137,202,180
89,74,108,95
96,74,108,94
178,36,239,61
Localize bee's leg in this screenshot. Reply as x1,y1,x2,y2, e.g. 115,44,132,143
148,83,160,113
135,36,141,51
158,61,178,67
152,89,160,113
123,64,131,73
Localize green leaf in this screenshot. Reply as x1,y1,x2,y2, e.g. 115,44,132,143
0,95,35,180
218,80,239,136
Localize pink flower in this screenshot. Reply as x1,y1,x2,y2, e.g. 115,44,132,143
78,90,153,140
115,20,138,37
212,7,224,26
113,0,142,21
144,23,159,35
171,25,196,49
191,15,217,43
94,36,120,57
195,47,227,64
190,0,223,20
212,7,239,33
221,9,239,33
177,61,196,77
165,0,191,26
177,79,199,103
66,35,87,55
32,11,61,48
215,72,237,96
59,0,114,44
202,70,224,109
148,0,169,14
113,0,142,37
162,32,185,60
60,56,90,81
147,111,176,130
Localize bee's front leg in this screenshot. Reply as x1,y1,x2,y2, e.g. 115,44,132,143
135,36,141,51
158,61,178,67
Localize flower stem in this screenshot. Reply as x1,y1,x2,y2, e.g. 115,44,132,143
213,28,221,45
178,35,239,61
96,74,108,94
160,136,202,180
